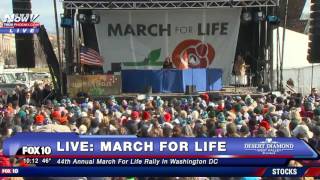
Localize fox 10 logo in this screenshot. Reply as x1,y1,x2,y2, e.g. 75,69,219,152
0,14,40,34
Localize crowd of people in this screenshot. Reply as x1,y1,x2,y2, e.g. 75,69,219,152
0,83,320,179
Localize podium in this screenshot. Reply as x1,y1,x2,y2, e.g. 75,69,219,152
121,69,223,93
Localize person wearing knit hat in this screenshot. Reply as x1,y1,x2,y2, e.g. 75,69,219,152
208,110,216,118
226,111,236,122
215,124,225,137
17,110,26,119
216,100,225,112
290,108,302,123
313,126,320,138
187,96,194,105
235,114,243,125
200,111,208,119
142,111,151,121
34,114,45,125
0,151,11,167
245,95,254,105
292,124,313,140
235,96,242,102
240,125,250,137
217,112,226,123
78,124,88,135
80,111,88,118
164,112,172,122
94,103,103,123
253,106,263,115
180,110,188,119
131,111,140,121
226,123,240,137
87,101,93,111
199,100,207,110
191,110,199,121
300,101,314,118
276,127,291,137
314,107,320,117
60,99,66,105
156,97,164,108
223,102,232,111
181,98,188,106
233,103,242,113
256,127,267,137
309,126,320,151
121,99,128,109
12,125,22,136
145,101,154,111
51,110,61,123
259,120,271,131
56,115,68,125
200,93,210,104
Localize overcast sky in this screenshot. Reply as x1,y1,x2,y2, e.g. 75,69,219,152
0,0,64,32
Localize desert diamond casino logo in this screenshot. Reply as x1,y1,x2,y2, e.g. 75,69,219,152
0,14,40,34
244,138,295,155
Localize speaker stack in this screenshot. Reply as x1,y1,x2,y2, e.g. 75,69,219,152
12,0,35,68
308,0,320,63
185,85,197,95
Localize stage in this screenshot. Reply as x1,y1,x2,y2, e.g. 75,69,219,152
62,0,278,98
80,86,265,102
121,69,223,93
67,71,265,99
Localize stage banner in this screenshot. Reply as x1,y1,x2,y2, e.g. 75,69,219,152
94,8,241,85
67,75,121,97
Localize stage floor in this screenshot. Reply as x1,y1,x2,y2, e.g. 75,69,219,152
89,86,266,100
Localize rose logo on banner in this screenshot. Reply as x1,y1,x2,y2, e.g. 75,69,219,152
172,39,215,69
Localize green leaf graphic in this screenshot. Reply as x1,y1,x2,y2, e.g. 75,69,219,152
148,49,161,64
122,48,163,67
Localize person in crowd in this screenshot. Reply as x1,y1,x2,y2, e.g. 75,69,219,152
233,55,247,86
0,83,319,180
42,84,54,101
162,57,174,69
310,88,320,102
32,83,43,106
20,92,36,106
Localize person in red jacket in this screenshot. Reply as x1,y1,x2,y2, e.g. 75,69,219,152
0,137,11,167
0,151,11,167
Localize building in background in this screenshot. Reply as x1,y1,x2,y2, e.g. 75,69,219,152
0,31,16,69
33,33,63,68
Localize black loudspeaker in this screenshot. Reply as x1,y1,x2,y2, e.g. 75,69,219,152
185,85,197,95
308,0,320,63
12,0,35,68
111,63,122,72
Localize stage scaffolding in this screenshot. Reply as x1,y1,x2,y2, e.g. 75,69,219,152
61,0,279,91
62,0,279,10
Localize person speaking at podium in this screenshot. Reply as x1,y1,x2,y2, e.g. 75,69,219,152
163,57,174,69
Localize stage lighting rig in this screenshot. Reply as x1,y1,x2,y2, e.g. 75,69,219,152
77,14,100,24
90,14,100,24
242,11,253,22
254,11,266,22
78,14,87,23
266,16,280,25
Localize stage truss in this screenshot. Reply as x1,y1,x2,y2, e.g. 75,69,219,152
62,0,279,10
